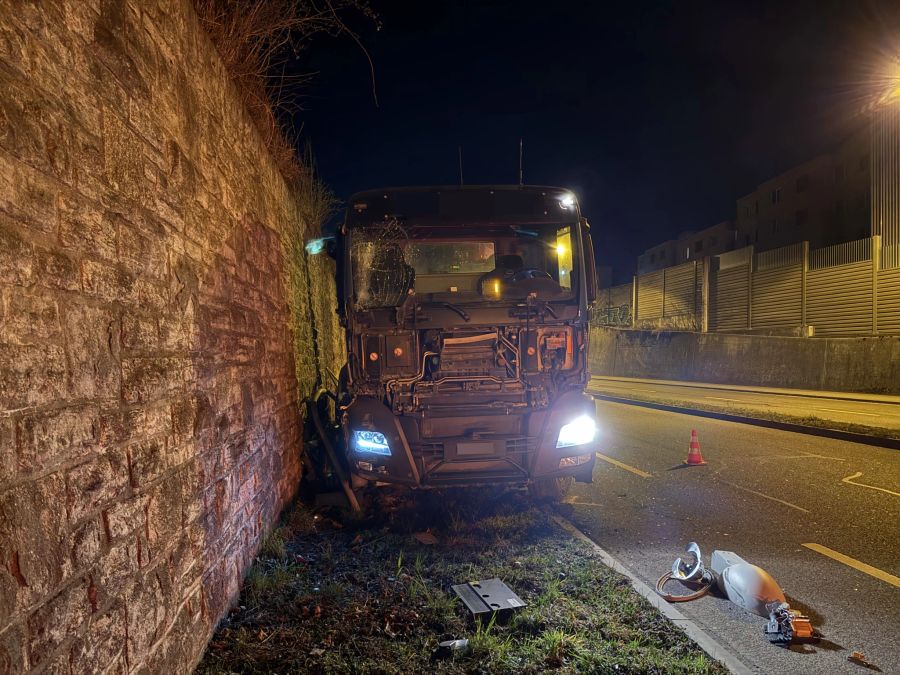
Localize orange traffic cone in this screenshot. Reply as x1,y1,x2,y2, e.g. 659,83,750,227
684,429,707,466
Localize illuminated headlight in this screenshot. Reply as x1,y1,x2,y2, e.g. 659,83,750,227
556,415,596,448
351,430,392,456
558,193,576,210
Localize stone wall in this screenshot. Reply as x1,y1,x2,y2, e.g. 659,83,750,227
0,1,340,672
590,327,900,394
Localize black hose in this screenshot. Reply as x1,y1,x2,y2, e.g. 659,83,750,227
307,390,362,512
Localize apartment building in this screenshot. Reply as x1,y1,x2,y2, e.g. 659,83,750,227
637,121,874,274
637,220,735,274
735,125,870,252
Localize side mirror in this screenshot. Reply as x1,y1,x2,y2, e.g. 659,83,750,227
581,221,598,304
305,236,337,259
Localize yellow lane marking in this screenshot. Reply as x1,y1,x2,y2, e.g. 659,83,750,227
562,498,606,507
802,543,900,588
816,407,879,417
594,452,652,478
719,480,810,513
841,472,900,497
705,396,741,402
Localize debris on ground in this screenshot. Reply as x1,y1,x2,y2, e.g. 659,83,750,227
197,490,727,673
433,638,470,659
414,530,438,545
451,578,525,620
848,650,876,668
656,542,816,645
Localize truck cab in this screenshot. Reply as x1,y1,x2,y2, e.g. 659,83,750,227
334,185,599,495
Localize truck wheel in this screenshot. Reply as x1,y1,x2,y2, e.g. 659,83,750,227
529,476,574,502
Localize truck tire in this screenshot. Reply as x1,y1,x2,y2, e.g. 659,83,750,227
529,476,574,502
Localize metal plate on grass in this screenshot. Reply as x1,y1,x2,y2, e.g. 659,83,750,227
451,578,525,619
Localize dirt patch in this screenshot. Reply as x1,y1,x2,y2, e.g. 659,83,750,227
197,490,726,673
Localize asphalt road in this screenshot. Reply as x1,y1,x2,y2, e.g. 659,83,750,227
561,398,900,674
589,376,900,433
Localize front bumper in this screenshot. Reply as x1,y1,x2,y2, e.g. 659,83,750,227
342,390,597,488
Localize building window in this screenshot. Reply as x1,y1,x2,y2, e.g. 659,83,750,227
695,240,703,253
709,236,717,246
796,175,809,192
660,249,666,260
685,247,690,259
650,253,656,263
745,234,751,245
754,200,759,214
771,188,782,204
796,209,808,226
834,165,845,182
744,205,751,217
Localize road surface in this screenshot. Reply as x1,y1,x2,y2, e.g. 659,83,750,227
589,375,900,435
561,398,900,674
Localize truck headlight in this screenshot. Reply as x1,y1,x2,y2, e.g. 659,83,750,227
556,415,596,448
351,430,392,456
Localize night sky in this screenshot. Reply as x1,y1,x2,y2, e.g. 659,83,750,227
291,0,900,280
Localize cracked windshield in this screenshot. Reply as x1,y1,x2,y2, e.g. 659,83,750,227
351,224,576,308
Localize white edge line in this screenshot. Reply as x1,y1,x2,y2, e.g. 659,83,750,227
719,480,810,513
553,515,756,675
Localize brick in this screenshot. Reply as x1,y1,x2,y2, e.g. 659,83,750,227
145,478,182,551
118,218,168,280
58,193,118,260
0,620,29,674
0,151,58,235
80,259,135,302
26,578,91,667
0,474,71,609
98,403,169,448
95,538,138,593
126,438,166,487
121,356,189,404
61,303,120,401
1,287,61,344
0,218,33,286
33,247,80,291
65,454,129,524
121,311,158,351
104,493,148,540
70,517,104,571
68,600,126,674
125,574,167,659
0,417,15,490
0,343,68,409
15,407,98,474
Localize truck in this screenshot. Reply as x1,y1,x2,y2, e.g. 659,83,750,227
312,185,600,505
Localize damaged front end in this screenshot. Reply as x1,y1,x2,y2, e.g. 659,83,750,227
344,322,597,488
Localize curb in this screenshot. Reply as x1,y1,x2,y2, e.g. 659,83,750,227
589,393,900,451
588,376,900,405
552,515,756,675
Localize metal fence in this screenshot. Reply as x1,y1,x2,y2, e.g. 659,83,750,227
594,235,900,336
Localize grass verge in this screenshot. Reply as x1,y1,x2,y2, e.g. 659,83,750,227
197,491,726,674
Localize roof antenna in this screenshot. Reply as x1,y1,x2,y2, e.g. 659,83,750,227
518,138,524,185
458,145,464,186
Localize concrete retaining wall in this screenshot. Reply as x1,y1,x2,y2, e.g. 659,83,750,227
589,327,900,394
